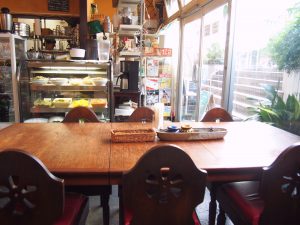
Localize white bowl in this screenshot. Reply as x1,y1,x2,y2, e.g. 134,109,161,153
92,77,107,86
70,48,86,59
50,78,69,86
31,79,48,85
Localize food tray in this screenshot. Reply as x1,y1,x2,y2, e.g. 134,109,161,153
157,128,227,141
111,128,156,143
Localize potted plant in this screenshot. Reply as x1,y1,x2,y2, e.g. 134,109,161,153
249,84,300,136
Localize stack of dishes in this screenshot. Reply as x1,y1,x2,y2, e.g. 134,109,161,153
50,78,68,86
31,76,48,85
91,77,107,86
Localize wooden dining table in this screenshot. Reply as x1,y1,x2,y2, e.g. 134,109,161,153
0,121,299,225
0,121,299,184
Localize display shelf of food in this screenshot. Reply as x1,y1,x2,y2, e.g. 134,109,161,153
30,85,107,92
24,61,113,122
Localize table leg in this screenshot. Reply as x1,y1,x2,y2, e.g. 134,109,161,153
209,183,217,225
118,185,124,225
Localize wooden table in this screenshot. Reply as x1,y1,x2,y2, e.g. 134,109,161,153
0,121,299,225
0,121,299,185
0,123,111,185
109,121,300,225
109,121,300,183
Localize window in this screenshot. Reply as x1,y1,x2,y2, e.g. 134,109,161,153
164,0,180,17
229,0,300,119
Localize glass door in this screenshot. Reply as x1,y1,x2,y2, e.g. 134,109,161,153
179,15,201,121
179,0,228,121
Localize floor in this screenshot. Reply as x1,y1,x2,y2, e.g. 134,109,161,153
85,185,234,225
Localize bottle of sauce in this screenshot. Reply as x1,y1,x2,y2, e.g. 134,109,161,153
103,16,111,33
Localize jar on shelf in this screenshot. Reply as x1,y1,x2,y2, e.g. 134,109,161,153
103,16,111,33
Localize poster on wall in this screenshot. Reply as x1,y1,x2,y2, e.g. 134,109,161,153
159,88,171,105
159,78,172,89
146,58,159,77
146,90,159,105
145,78,159,90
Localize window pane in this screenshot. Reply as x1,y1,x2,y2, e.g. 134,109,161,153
231,0,300,119
180,18,201,121
200,4,228,117
180,0,192,6
165,0,180,17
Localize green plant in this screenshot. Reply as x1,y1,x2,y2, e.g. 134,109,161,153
205,43,224,64
268,2,300,73
249,84,300,135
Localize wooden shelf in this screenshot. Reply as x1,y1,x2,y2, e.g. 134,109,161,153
31,106,107,113
30,84,107,92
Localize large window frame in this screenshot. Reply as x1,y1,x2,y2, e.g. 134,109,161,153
176,0,230,121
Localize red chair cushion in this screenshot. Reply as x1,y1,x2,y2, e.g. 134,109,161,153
54,193,88,225
217,181,264,225
124,208,201,225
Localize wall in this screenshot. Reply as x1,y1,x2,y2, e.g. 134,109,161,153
93,0,116,21
1,0,80,17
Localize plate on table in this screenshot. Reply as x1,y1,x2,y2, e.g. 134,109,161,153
157,128,227,141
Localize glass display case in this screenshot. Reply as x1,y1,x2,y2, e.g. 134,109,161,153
22,61,113,122
0,33,27,122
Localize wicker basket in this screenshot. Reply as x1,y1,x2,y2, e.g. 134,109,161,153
111,128,156,143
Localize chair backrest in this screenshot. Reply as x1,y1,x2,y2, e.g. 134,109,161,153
0,149,64,225
122,144,207,225
62,106,100,123
259,143,300,224
201,107,233,122
127,107,155,122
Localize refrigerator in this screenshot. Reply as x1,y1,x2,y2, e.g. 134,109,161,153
0,33,26,122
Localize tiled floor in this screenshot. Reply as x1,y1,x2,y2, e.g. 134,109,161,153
86,185,233,225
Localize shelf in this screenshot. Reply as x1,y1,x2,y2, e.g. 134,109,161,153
119,24,142,32
30,35,73,40
31,106,107,113
30,85,107,92
27,60,109,69
39,50,69,54
119,51,141,57
118,0,141,5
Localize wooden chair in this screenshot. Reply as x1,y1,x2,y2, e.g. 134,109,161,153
201,107,233,122
0,149,89,225
216,143,300,225
127,107,155,122
62,106,111,225
122,144,207,225
62,106,100,123
201,107,233,225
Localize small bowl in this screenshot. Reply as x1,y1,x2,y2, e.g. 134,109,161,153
70,48,85,59
92,77,107,86
167,125,180,132
50,78,69,86
181,124,193,132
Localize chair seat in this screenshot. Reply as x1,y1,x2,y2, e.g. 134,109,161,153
216,181,264,225
124,209,201,225
54,193,89,225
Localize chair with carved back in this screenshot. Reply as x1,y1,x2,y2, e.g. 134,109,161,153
201,107,233,122
216,142,300,225
122,144,207,225
62,106,111,225
62,106,100,123
0,149,89,225
201,107,233,225
127,107,155,122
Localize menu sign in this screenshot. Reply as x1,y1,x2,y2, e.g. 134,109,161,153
48,0,69,12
